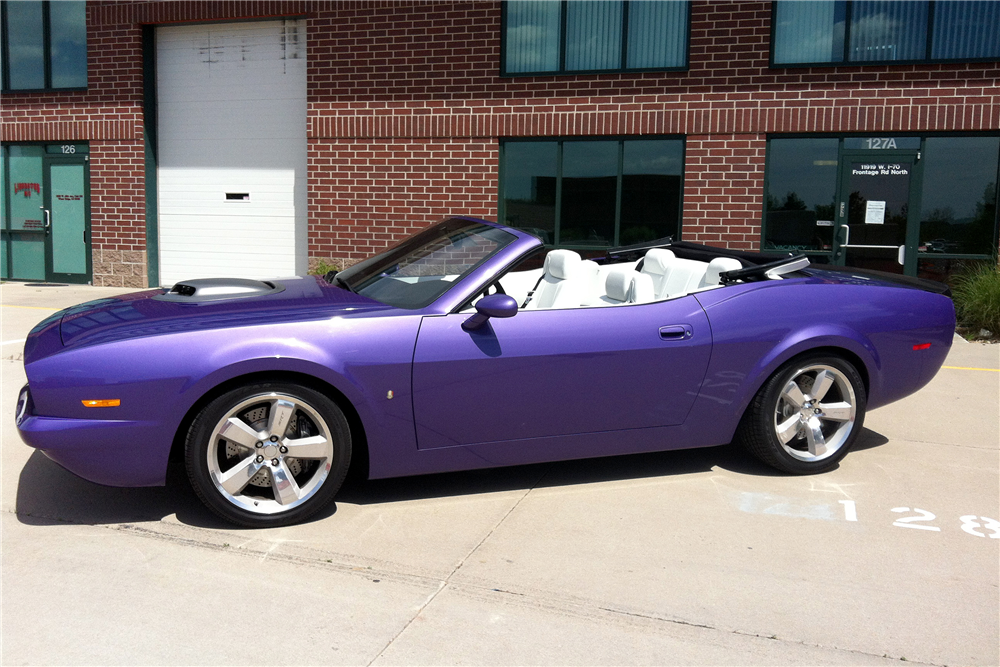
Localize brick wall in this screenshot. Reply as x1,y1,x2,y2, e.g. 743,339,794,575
683,135,766,250
306,0,999,259
2,0,998,281
89,141,147,286
308,138,497,268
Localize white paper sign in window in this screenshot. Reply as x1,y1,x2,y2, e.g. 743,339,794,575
865,200,886,225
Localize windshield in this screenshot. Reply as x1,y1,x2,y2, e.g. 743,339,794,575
336,218,516,309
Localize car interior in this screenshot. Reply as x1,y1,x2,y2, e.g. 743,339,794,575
482,247,746,311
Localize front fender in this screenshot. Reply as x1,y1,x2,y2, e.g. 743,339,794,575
23,313,423,486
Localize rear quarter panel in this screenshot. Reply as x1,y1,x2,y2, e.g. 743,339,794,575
688,279,955,446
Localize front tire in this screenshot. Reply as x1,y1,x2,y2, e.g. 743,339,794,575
186,382,351,527
736,355,866,474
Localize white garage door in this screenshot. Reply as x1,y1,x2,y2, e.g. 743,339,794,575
156,20,306,287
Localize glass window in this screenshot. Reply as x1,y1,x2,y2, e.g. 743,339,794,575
764,139,839,252
773,1,845,65
772,0,1000,65
503,0,689,75
7,145,45,232
4,1,46,90
501,138,684,249
338,218,517,309
620,140,683,245
918,137,999,256
565,1,622,71
848,0,928,62
561,142,618,246
504,0,560,74
931,1,1000,60
2,0,87,91
3,145,47,280
627,0,688,69
49,0,87,88
500,142,558,245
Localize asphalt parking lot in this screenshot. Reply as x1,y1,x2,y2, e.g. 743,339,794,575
2,281,998,666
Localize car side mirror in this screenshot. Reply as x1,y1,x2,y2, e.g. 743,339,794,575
462,294,518,331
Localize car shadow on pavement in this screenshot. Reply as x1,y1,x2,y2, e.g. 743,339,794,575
14,428,891,528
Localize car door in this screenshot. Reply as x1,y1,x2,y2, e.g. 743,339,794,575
411,296,712,450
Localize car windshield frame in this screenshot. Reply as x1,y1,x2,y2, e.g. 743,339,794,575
335,218,518,310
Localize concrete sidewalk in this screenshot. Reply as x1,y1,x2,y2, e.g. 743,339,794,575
2,281,997,666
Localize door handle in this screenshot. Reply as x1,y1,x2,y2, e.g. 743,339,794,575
659,325,692,341
840,224,850,247
39,206,51,236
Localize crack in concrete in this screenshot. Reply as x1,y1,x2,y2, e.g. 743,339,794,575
1,507,952,666
365,468,547,666
594,605,941,666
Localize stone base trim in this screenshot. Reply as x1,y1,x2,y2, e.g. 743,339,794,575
92,249,148,288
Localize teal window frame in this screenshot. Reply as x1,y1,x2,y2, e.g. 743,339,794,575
500,0,691,76
499,137,686,251
1,0,88,92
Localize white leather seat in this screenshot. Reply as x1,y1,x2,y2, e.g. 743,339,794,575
697,257,743,289
578,259,602,306
523,249,585,310
630,272,654,303
639,248,676,298
598,268,655,306
649,256,706,299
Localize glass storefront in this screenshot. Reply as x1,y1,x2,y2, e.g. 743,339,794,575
1,143,91,282
764,134,999,279
500,138,684,251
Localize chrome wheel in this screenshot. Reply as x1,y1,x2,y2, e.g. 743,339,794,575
207,392,334,514
773,363,857,462
187,382,351,526
736,354,866,475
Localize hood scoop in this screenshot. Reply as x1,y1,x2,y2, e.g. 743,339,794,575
153,278,286,303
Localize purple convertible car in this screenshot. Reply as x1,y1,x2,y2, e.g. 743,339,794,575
16,217,955,527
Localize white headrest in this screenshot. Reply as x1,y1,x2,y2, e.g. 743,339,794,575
604,267,636,302
543,249,582,280
704,257,743,286
642,248,676,276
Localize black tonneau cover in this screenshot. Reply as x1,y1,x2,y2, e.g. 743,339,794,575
804,264,952,297
604,238,794,267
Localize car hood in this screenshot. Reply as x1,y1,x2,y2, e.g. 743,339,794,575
24,276,388,364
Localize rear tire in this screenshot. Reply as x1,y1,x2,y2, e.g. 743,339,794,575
736,355,866,474
185,382,351,527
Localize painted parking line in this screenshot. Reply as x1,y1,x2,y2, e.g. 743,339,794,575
942,366,1000,372
1,339,26,346
1,304,60,311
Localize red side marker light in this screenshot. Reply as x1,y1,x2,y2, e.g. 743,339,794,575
913,343,932,351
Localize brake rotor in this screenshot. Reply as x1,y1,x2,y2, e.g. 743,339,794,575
225,405,303,488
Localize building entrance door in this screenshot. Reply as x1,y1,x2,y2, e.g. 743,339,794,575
43,156,91,283
834,152,920,275
1,145,91,283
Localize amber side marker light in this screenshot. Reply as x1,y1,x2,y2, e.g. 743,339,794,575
913,343,932,351
82,399,121,408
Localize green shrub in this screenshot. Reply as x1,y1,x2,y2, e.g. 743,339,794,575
951,261,1000,336
309,260,339,276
